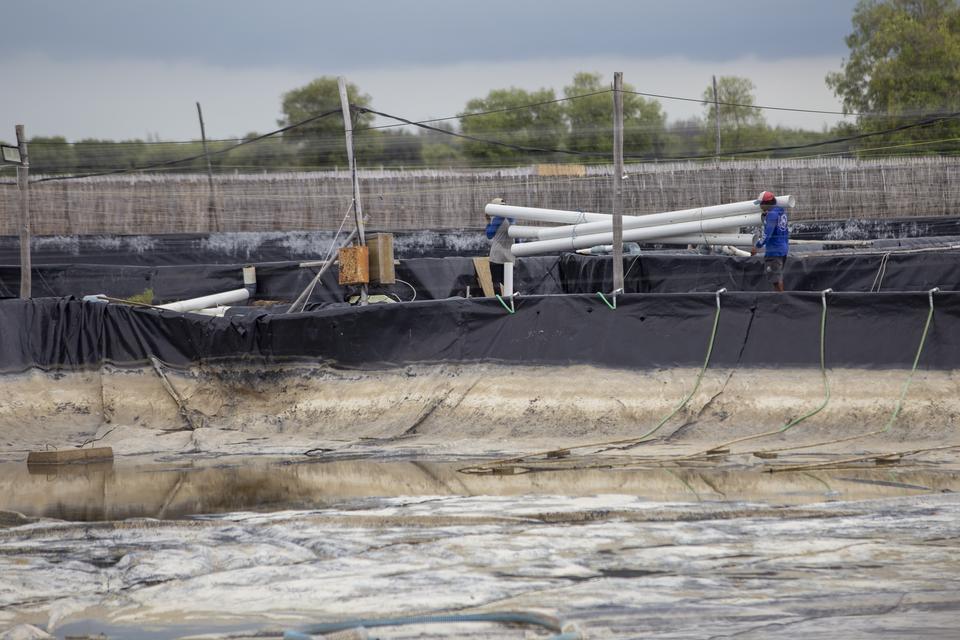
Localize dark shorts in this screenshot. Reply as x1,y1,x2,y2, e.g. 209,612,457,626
764,256,786,284
489,261,505,289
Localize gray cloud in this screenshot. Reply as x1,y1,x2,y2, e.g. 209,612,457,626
4,0,858,68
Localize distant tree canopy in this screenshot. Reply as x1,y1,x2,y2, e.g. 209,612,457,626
458,87,566,164
564,72,666,159
701,76,769,154
826,0,960,142
278,77,374,167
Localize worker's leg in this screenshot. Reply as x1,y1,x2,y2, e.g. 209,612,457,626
503,261,514,297
489,261,504,296
764,256,787,292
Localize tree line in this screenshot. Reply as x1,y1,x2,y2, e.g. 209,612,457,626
11,0,960,175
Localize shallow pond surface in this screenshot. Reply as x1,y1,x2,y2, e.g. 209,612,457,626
1,458,958,639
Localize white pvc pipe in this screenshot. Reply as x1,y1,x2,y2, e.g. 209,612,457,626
643,232,754,246
498,195,794,240
511,213,760,257
503,262,514,298
157,288,250,313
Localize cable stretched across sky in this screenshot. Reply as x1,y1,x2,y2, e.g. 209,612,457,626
31,109,342,183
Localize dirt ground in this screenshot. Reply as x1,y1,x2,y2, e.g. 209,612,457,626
1,363,958,467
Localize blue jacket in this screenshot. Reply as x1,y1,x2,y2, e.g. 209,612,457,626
755,206,789,257
485,216,513,238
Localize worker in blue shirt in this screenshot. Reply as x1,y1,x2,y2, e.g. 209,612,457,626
484,197,515,295
751,190,788,292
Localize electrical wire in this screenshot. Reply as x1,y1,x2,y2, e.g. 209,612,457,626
31,108,342,183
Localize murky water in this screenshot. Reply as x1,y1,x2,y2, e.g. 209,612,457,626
2,458,959,639
2,458,958,521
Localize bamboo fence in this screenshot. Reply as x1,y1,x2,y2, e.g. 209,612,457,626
1,157,958,235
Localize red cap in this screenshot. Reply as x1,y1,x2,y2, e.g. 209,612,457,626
754,191,776,205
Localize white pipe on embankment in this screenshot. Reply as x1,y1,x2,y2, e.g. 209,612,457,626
157,289,250,313
511,213,761,257
497,195,794,241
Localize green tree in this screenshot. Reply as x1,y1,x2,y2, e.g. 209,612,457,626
826,0,960,145
278,77,375,168
458,87,566,164
564,72,667,159
28,136,76,174
701,76,769,153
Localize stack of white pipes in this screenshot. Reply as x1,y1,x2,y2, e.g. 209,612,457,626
483,196,795,258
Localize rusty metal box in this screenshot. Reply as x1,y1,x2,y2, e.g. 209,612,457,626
338,245,370,285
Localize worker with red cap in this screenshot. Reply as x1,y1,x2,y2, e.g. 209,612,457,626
751,191,788,292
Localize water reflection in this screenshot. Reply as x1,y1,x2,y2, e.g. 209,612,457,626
1,458,956,521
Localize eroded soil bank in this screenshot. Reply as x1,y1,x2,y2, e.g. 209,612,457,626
2,363,959,639
2,363,958,464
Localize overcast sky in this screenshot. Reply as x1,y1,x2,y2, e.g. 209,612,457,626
0,0,860,141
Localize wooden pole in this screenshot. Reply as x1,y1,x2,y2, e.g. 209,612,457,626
712,75,721,157
338,76,368,304
196,102,217,231
16,125,30,299
611,72,624,295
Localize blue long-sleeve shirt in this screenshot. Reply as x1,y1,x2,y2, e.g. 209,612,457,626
485,216,512,239
755,206,789,257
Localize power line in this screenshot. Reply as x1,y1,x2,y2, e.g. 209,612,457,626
358,104,960,162
32,109,342,183
356,89,613,132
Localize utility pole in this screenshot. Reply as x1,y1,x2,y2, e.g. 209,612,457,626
338,76,368,305
16,125,30,299
196,102,217,231
712,75,722,157
611,72,624,297
712,75,722,203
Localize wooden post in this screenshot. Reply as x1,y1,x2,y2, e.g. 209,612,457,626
196,102,217,231
338,76,368,305
712,75,721,157
16,125,30,299
611,72,624,295
712,75,722,202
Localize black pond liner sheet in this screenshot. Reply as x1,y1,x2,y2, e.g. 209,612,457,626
1,251,959,303
1,292,958,373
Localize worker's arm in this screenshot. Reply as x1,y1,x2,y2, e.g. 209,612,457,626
755,211,778,250
485,216,503,239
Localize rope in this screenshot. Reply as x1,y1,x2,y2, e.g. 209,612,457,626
458,289,726,474
683,289,833,457
870,252,891,292
751,287,939,457
613,287,727,450
495,293,516,314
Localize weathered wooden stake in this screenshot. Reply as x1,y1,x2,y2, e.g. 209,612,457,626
16,125,30,299
712,75,722,157
611,72,624,295
713,75,722,202
196,101,218,231
338,76,368,305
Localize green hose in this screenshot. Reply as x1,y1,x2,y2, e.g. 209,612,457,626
622,288,726,447
778,288,832,434
882,287,938,433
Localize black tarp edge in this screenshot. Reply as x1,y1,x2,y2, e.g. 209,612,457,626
1,292,957,374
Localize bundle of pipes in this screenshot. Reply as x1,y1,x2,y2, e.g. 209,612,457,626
483,196,796,258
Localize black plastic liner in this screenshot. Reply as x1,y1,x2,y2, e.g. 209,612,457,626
1,215,959,266
2,251,957,303
0,257,565,302
1,292,957,373
560,251,960,294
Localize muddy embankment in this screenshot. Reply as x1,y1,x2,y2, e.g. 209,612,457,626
1,362,958,463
